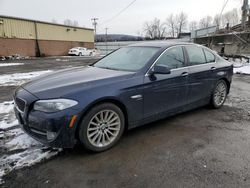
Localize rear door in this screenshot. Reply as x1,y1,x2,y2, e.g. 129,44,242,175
203,48,218,87
185,45,215,106
143,46,189,120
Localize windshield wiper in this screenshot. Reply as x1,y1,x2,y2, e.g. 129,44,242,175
98,66,119,70
95,66,133,72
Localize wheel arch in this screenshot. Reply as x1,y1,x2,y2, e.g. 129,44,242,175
75,97,129,139
219,77,231,94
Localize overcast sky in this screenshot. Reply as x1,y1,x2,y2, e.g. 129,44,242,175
0,0,243,35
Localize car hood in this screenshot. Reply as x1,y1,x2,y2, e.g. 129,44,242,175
22,66,135,99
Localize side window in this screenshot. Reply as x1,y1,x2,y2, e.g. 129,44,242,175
186,46,206,65
204,49,215,63
155,46,185,69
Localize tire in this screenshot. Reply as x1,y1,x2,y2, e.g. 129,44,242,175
210,80,228,109
78,103,125,152
79,52,82,56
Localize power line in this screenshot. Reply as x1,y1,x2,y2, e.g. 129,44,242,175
100,0,137,26
220,0,230,18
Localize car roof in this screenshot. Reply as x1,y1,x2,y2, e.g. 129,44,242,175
129,41,196,48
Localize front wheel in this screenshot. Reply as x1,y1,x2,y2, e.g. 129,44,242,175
210,80,228,109
78,103,125,152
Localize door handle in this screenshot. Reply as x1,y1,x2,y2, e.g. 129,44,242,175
181,72,189,77
210,67,216,71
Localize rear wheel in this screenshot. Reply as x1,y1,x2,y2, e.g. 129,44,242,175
210,80,228,108
79,52,82,56
78,103,125,152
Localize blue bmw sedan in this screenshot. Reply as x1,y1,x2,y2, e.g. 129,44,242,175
13,42,233,152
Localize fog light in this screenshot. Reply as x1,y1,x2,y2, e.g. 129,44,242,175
47,131,57,140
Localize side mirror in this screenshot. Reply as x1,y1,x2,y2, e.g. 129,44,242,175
149,65,171,75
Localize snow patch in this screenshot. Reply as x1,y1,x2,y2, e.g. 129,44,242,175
0,148,59,184
6,131,41,151
0,70,52,86
0,100,60,184
0,101,14,114
0,120,18,130
229,58,250,75
234,65,250,75
0,63,24,67
4,127,23,137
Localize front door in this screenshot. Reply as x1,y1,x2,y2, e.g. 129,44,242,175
143,46,189,121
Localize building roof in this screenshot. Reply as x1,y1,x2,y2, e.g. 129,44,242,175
0,15,94,31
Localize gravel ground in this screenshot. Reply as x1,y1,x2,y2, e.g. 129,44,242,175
1,57,250,188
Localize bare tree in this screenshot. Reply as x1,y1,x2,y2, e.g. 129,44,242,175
64,19,72,26
199,16,213,28
64,19,79,27
142,8,240,39
143,18,167,39
143,22,154,39
175,12,188,37
221,8,240,28
166,14,176,37
73,20,79,27
51,19,57,24
189,21,198,31
213,14,221,29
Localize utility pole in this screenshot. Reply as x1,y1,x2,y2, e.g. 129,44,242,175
105,28,108,55
91,18,98,42
241,0,249,30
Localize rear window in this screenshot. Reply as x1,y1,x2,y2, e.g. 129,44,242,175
204,49,215,63
186,46,206,66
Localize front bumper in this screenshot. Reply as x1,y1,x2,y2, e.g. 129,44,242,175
14,107,80,148
13,88,80,148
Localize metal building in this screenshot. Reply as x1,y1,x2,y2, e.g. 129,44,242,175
0,15,94,56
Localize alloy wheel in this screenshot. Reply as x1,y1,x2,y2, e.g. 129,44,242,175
87,110,121,148
213,81,227,106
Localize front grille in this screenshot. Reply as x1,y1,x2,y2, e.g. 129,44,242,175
15,97,26,112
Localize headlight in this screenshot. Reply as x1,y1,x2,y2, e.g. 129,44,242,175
33,99,78,113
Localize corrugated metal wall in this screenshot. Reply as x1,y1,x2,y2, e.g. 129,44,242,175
0,17,35,39
37,23,94,42
0,16,94,42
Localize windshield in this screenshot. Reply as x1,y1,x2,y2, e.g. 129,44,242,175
94,47,160,72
